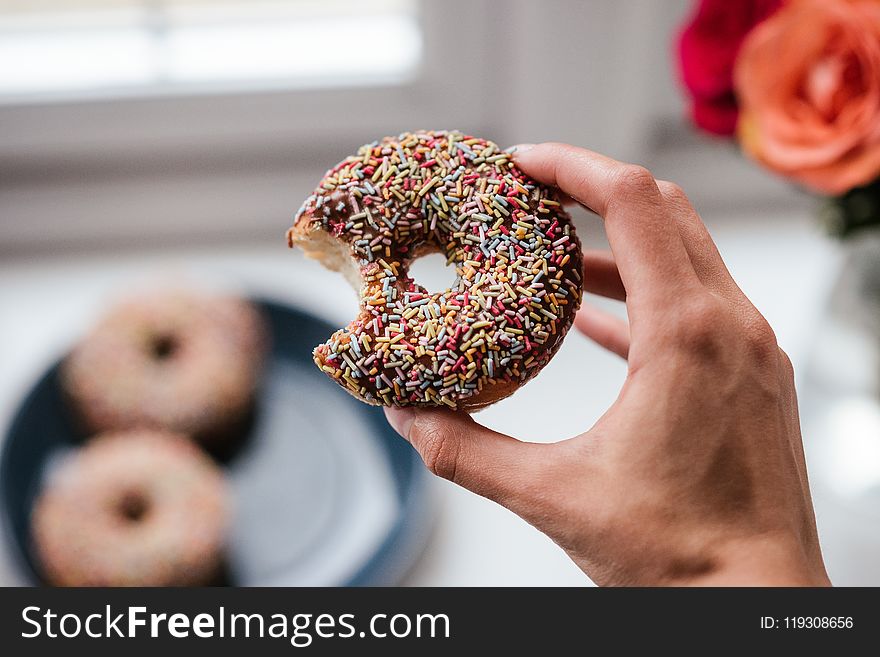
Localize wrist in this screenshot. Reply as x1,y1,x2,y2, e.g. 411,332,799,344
676,534,831,587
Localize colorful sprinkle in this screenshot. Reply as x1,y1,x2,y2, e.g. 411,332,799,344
288,130,583,409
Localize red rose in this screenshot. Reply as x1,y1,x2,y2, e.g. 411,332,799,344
677,0,784,135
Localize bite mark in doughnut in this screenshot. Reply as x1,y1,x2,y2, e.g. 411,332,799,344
288,130,583,410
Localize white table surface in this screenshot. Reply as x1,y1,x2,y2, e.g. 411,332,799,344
0,209,841,586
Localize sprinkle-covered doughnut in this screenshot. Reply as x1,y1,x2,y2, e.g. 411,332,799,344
62,290,268,445
32,430,228,586
288,130,583,410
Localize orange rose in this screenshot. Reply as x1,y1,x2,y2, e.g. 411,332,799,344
734,0,880,195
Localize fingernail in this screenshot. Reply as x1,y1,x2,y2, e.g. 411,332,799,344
384,406,415,441
505,143,535,155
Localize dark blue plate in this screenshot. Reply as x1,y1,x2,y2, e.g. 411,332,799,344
1,300,432,586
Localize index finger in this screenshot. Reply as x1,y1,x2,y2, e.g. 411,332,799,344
513,143,699,303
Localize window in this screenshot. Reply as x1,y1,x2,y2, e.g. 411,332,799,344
4,1,750,252
0,0,492,251
0,0,421,102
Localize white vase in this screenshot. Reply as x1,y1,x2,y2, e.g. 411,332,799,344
801,232,880,585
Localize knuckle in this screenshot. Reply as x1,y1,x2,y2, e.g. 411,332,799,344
413,418,461,482
741,312,779,362
778,347,794,373
670,298,783,370
672,295,727,357
611,164,658,199
657,181,691,208
657,180,688,201
777,347,795,381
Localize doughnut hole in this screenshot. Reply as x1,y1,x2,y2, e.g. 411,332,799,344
149,333,179,361
116,490,151,524
408,251,459,295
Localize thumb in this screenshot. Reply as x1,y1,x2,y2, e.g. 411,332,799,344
384,406,561,517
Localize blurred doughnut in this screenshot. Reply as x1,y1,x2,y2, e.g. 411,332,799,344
62,289,268,445
32,430,228,586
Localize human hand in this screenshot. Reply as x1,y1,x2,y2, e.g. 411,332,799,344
384,142,830,586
